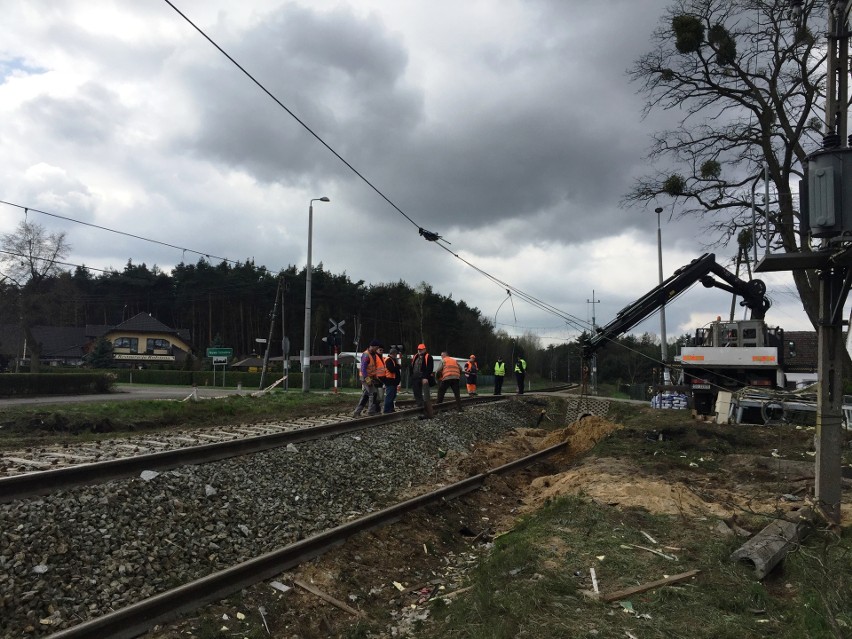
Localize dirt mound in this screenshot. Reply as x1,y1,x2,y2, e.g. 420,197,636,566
523,456,731,517
520,416,731,518
538,415,623,462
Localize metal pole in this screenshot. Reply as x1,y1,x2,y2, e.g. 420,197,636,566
752,181,761,263
815,267,848,523
763,164,770,270
587,290,600,393
654,208,668,371
281,279,288,391
302,203,314,392
657,209,669,364
302,197,330,392
333,344,339,393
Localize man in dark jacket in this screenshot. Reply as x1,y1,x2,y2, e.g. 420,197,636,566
410,343,435,419
493,356,506,395
383,347,402,413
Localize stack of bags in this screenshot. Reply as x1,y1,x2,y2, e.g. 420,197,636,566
651,391,689,410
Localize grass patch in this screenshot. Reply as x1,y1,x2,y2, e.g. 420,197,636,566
421,495,852,639
0,392,353,447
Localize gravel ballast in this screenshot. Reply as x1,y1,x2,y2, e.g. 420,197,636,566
0,398,556,636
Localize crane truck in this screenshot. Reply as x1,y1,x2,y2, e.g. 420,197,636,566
580,253,785,414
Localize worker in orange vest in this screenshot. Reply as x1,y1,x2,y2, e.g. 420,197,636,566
464,354,479,397
352,340,384,417
374,345,387,407
437,350,463,412
382,346,402,413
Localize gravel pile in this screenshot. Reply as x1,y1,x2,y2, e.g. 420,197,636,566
0,398,552,636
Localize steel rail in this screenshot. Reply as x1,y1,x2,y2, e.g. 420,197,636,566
0,396,504,503
44,437,570,639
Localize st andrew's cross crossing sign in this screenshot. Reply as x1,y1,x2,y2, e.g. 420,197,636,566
328,318,345,334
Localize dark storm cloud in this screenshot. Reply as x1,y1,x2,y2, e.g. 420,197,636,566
173,4,424,185
141,0,680,259
9,0,813,342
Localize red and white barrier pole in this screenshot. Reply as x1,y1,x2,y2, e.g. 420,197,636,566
333,345,339,393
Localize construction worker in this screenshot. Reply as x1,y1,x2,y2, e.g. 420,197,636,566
410,343,435,419
464,354,479,396
493,356,505,395
352,340,383,417
374,345,387,407
383,347,402,413
514,355,527,394
437,350,463,412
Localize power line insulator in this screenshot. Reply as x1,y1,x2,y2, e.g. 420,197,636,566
418,227,442,242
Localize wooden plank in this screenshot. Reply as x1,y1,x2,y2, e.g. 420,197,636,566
601,569,700,603
294,579,363,617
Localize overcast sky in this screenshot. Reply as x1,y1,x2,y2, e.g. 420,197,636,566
0,0,816,349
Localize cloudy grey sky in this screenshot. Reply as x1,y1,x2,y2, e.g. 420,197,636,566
0,0,814,347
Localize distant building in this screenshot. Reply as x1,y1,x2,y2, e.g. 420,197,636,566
0,313,192,369
106,313,192,367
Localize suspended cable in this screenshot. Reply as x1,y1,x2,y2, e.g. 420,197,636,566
0,199,246,269
162,0,422,232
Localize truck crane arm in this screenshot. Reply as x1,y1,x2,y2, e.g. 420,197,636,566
581,253,770,361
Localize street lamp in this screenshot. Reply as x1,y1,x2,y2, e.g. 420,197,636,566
302,196,330,392
654,207,669,380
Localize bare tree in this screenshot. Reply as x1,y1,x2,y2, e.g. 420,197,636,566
0,220,71,371
625,0,829,327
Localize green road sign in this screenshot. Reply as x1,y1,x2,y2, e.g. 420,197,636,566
206,347,233,357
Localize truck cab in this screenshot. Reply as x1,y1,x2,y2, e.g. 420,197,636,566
679,318,785,414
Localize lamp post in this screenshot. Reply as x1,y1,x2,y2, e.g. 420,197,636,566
302,196,330,392
654,207,669,381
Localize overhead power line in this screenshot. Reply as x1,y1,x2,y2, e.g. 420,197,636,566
3,4,696,368
0,200,243,269
159,2,600,329
162,0,422,233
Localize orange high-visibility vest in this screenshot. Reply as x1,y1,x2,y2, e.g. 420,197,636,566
361,350,385,379
383,356,399,382
374,353,387,378
441,356,461,380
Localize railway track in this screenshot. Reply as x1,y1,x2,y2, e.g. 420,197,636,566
0,395,573,638
0,386,574,491
44,428,571,639
0,412,354,477
0,396,504,503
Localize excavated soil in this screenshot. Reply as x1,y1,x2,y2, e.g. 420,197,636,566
145,400,850,639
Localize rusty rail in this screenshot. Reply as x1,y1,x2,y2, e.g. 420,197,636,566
45,436,569,639
0,396,504,503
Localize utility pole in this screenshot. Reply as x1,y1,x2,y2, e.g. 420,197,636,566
757,1,852,524
654,207,670,383
587,291,600,393
586,290,600,330
259,279,282,390
281,277,289,391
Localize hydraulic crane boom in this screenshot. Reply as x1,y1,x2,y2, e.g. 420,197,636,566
581,253,771,360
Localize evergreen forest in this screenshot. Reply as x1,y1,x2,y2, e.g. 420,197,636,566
0,257,664,389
